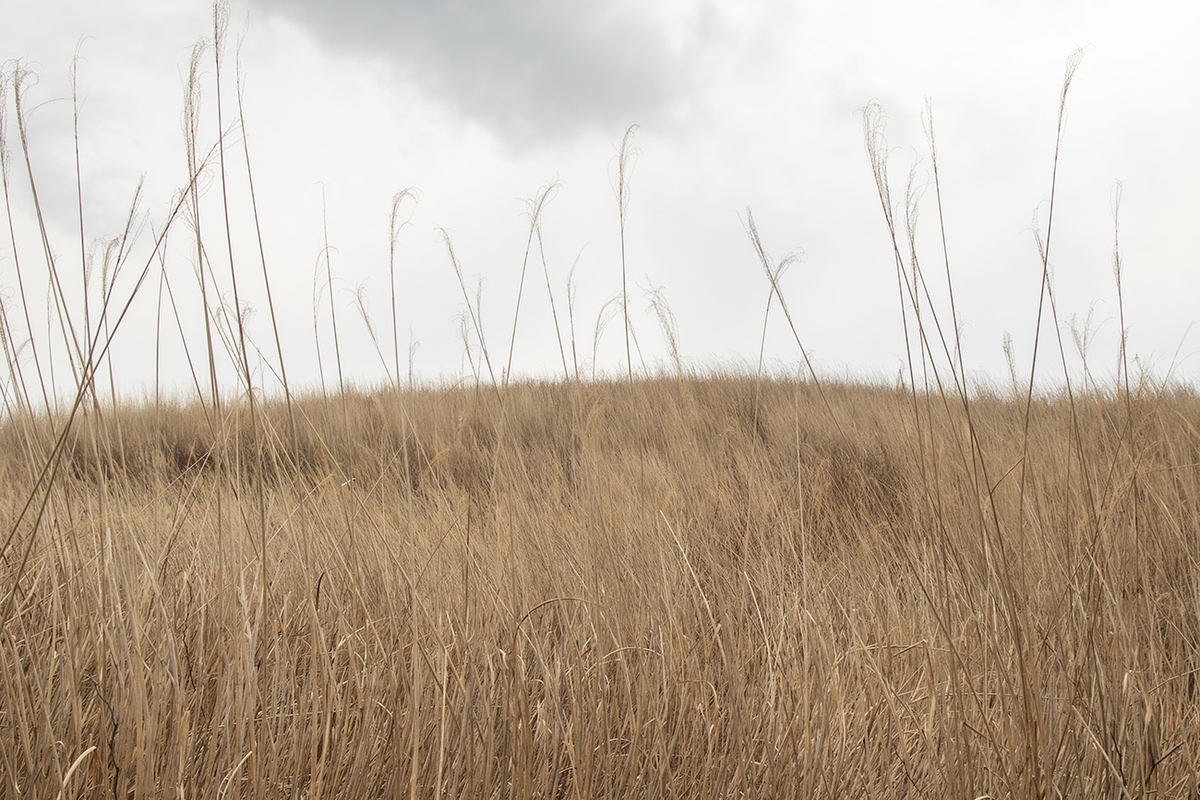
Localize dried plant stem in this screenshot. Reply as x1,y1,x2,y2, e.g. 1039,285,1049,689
615,124,638,384
320,185,348,428
505,182,558,390
236,30,296,443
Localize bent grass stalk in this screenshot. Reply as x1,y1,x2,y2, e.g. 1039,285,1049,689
504,182,558,390
537,205,571,381
212,1,271,616
236,28,296,443
319,184,348,428
388,187,419,390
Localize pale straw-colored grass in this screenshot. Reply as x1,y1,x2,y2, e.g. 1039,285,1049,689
1,19,1196,798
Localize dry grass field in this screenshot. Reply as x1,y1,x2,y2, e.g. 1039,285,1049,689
1,17,1198,798
2,373,1198,797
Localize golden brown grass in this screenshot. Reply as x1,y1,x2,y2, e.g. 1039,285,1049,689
2,19,1197,797
2,373,1198,797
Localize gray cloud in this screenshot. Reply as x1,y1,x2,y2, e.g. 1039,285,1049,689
247,0,775,148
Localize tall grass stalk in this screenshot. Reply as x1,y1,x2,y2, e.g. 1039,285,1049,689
1019,50,1084,499
565,247,585,382
505,182,558,390
183,41,222,417
319,185,348,428
0,68,50,421
537,203,571,381
744,209,843,438
13,63,85,393
388,187,419,389
443,228,497,390
211,1,271,618
614,124,638,384
236,29,296,443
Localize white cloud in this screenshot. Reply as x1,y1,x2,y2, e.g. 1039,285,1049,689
246,0,797,150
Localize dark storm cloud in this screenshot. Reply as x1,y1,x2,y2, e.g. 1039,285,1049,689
247,0,751,147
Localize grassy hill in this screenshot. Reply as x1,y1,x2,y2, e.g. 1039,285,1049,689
2,373,1197,797
1,25,1195,798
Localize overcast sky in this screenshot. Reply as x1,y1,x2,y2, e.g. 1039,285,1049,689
2,0,1197,404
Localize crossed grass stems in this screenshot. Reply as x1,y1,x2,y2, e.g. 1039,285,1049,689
0,19,1196,799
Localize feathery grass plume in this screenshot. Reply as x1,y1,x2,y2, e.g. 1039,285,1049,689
1067,301,1103,394
384,186,423,561
407,327,419,390
645,282,682,377
1020,48,1083,461
591,291,623,381
353,282,391,381
457,310,480,385
13,62,86,393
749,218,799,437
1003,330,1021,400
182,39,223,416
743,208,843,438
864,102,935,399
0,65,54,418
442,227,497,390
